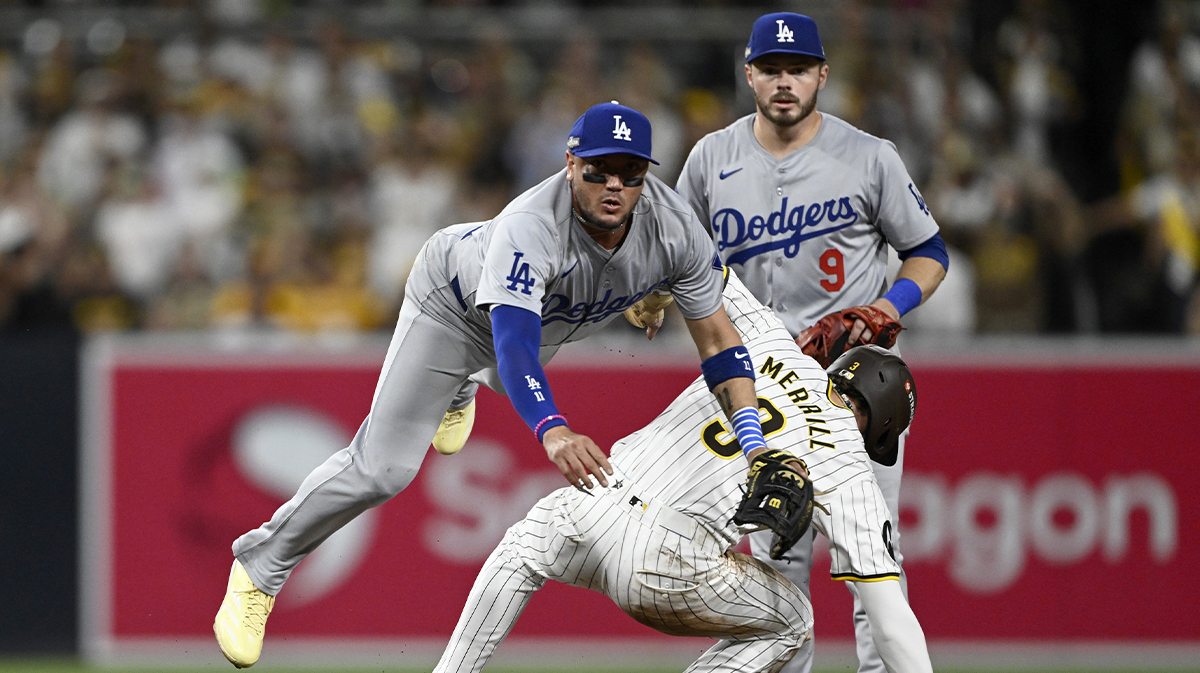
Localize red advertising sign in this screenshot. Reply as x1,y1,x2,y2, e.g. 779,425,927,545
81,338,1200,667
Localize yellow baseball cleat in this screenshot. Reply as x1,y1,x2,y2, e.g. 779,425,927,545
432,399,475,455
214,560,275,668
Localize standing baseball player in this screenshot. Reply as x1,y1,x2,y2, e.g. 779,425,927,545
668,13,949,673
435,272,932,673
213,102,772,668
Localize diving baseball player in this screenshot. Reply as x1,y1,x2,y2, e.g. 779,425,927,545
435,272,931,673
213,102,772,668
667,13,950,673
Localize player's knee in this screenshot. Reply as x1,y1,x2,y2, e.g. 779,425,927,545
367,464,420,499
353,435,425,498
354,450,421,500
780,623,811,653
782,608,813,647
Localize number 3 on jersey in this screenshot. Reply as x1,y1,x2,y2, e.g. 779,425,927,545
819,249,844,292
702,397,787,458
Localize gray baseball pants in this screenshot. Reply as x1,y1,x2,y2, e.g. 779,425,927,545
231,234,544,595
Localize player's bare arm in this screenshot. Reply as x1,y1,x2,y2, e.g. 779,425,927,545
684,308,759,412
852,256,948,342
683,307,773,464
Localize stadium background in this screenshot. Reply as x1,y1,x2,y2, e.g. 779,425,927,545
2,0,1199,670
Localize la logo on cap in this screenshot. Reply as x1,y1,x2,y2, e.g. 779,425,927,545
565,100,658,164
612,115,632,141
776,19,794,42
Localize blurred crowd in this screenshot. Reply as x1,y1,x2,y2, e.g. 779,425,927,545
0,0,1198,336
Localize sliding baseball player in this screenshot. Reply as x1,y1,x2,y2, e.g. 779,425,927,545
433,271,931,673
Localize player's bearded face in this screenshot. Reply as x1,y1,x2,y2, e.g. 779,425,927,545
749,57,826,128
567,153,649,233
758,86,818,127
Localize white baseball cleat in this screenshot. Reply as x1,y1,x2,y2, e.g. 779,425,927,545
214,560,275,668
433,399,475,455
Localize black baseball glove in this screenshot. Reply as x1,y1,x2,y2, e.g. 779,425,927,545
732,450,824,560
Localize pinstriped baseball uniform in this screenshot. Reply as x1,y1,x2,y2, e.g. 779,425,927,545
677,112,934,673
232,169,725,596
434,272,898,673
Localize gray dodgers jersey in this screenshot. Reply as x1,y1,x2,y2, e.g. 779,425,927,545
431,169,724,350
677,113,939,336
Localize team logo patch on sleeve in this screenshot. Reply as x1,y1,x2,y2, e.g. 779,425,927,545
908,183,930,216
505,251,535,295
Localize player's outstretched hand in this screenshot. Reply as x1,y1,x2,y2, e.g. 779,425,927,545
622,293,674,340
542,426,613,490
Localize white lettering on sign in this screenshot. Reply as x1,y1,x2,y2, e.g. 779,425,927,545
898,472,1178,594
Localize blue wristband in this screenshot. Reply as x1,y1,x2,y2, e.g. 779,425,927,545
700,346,755,391
881,278,922,317
730,406,767,455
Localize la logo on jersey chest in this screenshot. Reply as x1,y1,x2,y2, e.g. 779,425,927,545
776,19,794,42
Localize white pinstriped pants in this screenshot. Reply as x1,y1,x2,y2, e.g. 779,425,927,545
754,431,909,673
435,484,812,673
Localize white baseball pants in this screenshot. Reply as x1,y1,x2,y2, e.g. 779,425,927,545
435,483,813,673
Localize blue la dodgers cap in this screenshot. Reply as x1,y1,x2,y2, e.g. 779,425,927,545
566,101,659,165
745,12,825,63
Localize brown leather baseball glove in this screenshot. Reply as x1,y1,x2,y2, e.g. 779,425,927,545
795,305,903,368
